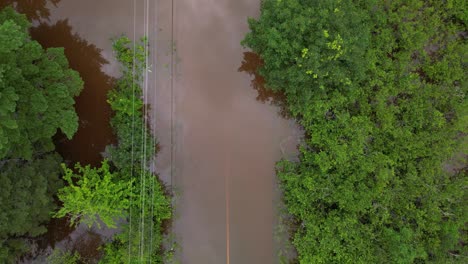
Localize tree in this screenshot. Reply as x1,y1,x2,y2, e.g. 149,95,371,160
54,160,133,229
244,0,467,263
0,6,83,160
0,6,83,262
0,153,63,262
242,0,372,116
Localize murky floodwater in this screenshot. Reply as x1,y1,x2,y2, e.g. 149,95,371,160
4,0,301,263
153,1,301,263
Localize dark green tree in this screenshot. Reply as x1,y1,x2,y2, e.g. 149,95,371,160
0,6,82,160
0,153,63,262
0,6,82,262
244,0,467,263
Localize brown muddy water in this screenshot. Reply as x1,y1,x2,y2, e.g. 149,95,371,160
153,0,302,263
5,0,302,263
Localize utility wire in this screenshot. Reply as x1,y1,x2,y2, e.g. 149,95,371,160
149,0,157,258
139,0,151,261
127,0,137,262
138,0,147,260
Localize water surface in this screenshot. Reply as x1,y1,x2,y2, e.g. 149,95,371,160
152,1,301,263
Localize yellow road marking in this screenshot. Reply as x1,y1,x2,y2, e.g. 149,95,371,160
225,150,230,264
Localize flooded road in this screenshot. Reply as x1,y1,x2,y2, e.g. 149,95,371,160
154,0,301,263
7,0,301,262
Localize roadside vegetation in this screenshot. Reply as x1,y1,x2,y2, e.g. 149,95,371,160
98,36,171,264
244,0,467,263
52,36,171,263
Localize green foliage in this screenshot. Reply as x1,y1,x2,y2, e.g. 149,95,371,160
46,248,80,264
0,6,83,160
243,0,372,116
105,36,154,175
0,6,82,262
245,0,467,263
99,36,171,263
0,153,63,262
54,160,133,229
99,173,171,264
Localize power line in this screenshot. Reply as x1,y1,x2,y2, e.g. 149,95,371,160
138,0,149,260
170,0,175,254
142,0,150,261
149,0,157,260
127,0,137,262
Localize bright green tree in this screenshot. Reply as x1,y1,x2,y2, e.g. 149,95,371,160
244,0,467,263
54,160,133,229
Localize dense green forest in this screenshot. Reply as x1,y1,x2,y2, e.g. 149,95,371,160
243,0,467,263
0,6,170,263
0,6,83,262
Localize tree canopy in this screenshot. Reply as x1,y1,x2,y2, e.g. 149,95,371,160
244,0,467,263
0,6,82,160
0,6,82,262
54,160,133,229
0,153,63,262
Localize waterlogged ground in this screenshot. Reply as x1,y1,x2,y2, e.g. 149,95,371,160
13,0,301,263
